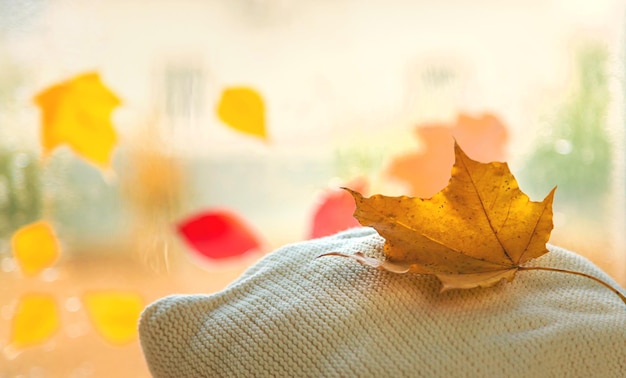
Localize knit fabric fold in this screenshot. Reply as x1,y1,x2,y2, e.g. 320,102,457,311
140,227,626,377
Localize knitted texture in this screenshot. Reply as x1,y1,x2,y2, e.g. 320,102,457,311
139,227,626,377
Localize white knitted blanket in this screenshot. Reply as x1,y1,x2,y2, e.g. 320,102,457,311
139,227,626,377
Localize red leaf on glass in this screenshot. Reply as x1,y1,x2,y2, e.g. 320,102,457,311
308,178,368,239
177,210,262,261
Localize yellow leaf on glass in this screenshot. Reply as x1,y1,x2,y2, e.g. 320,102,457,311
83,291,144,345
34,72,121,170
9,293,60,349
217,87,267,140
11,220,60,277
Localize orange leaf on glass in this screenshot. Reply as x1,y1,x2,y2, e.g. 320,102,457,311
9,293,60,349
83,290,144,345
11,220,61,277
309,178,368,239
177,210,262,261
387,126,454,198
216,87,267,140
387,113,507,197
452,113,508,162
34,72,121,170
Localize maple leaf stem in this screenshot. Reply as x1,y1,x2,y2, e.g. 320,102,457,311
518,266,626,306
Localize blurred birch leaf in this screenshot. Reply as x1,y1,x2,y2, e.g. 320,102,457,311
11,220,60,276
83,291,144,345
216,87,267,140
9,293,59,349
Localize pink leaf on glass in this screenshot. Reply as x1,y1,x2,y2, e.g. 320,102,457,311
308,178,368,239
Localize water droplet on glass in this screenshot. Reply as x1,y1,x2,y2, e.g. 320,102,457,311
1,256,16,272
30,366,45,378
42,340,56,352
13,153,30,168
1,303,15,319
71,361,95,377
65,297,82,312
66,322,89,339
40,268,59,282
554,139,572,155
3,344,21,360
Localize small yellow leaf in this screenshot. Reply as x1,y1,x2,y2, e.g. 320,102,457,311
83,291,144,345
34,72,121,170
11,220,60,277
9,293,60,349
216,87,267,140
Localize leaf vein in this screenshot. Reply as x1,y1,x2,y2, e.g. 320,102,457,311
459,152,514,264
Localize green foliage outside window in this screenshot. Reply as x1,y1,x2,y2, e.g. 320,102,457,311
521,45,612,223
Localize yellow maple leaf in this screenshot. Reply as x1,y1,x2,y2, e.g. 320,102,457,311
216,87,267,140
9,293,60,349
325,143,556,290
34,72,121,170
83,290,144,345
11,220,61,277
322,143,626,305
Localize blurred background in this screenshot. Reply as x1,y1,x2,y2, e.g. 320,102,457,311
1,0,625,376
